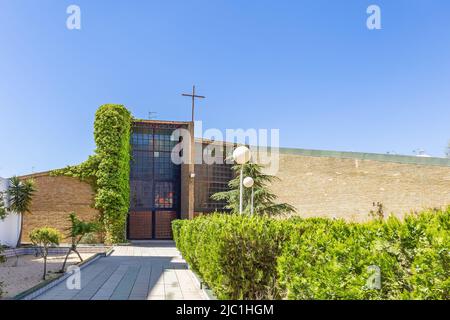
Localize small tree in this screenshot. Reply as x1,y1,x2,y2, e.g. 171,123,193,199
8,176,36,247
29,227,62,280
211,163,296,216
60,212,98,272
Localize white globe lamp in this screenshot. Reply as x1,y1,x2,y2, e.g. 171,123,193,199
232,146,251,165
243,177,254,188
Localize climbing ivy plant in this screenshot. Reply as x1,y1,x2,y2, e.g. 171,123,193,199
53,104,132,244
52,155,100,188
94,104,131,243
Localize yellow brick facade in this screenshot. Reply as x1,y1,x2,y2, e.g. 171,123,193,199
20,173,99,243
271,153,450,221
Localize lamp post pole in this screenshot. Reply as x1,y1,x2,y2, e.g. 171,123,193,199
243,176,255,215
239,166,244,214
250,186,254,215
232,146,251,215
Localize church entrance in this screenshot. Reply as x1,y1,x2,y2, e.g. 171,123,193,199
127,121,184,240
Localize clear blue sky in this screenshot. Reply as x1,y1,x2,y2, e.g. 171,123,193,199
1,0,450,177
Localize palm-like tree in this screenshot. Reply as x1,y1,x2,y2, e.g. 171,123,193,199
8,176,36,247
60,212,98,272
211,163,296,216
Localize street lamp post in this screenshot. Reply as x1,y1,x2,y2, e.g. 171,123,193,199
232,146,251,214
243,176,255,215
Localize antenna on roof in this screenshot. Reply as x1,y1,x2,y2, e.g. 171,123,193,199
413,149,431,157
148,112,157,120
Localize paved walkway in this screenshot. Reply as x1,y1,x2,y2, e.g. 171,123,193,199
35,242,207,300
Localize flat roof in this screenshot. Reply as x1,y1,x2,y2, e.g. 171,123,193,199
133,119,191,125
279,147,450,167
194,139,450,167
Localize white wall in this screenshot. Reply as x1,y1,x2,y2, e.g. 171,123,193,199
0,177,21,247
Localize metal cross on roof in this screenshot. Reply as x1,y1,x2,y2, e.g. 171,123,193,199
182,85,205,122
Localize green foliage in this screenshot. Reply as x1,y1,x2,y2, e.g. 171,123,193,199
173,214,289,299
30,227,62,247
51,155,100,188
8,176,36,247
52,104,132,244
278,218,404,299
8,176,35,215
173,209,450,300
171,219,184,245
277,209,450,300
94,104,131,243
66,212,99,246
0,246,4,263
0,191,7,220
30,227,62,280
211,163,296,216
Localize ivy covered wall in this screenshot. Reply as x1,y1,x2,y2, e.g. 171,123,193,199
94,104,131,243
53,104,131,243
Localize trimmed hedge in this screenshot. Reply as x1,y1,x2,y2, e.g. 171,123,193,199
173,209,449,300
173,214,289,299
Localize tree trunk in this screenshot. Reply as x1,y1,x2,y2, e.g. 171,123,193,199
15,213,23,248
43,254,47,280
60,248,72,273
75,249,83,262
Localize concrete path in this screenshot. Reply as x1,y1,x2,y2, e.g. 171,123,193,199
35,242,207,300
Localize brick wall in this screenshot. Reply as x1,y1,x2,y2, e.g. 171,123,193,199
270,153,450,221
20,173,100,243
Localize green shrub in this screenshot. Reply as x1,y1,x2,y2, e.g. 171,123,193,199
174,214,289,299
277,218,407,299
30,227,62,280
402,210,450,299
278,210,449,300
173,209,449,300
171,219,185,246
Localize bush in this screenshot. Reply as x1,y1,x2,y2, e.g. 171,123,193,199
277,218,408,299
173,209,450,300
174,214,289,299
171,219,185,246
29,227,62,280
278,211,449,300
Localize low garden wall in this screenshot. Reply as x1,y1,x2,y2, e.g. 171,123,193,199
1,245,111,259
172,210,449,300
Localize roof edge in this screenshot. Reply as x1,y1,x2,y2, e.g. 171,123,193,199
278,147,450,167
